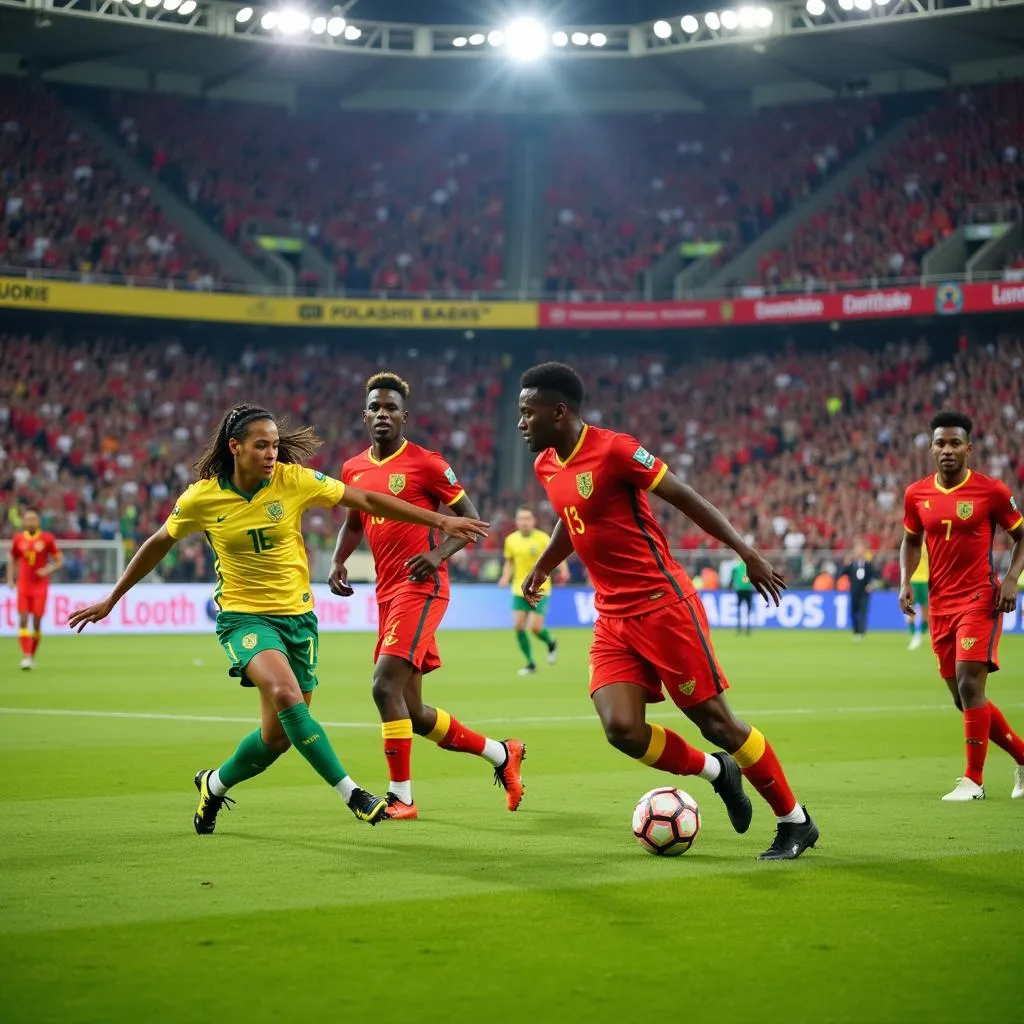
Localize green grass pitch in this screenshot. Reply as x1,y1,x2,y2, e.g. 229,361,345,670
2,627,1023,1023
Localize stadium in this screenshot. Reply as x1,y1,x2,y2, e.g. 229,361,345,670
2,0,1024,1018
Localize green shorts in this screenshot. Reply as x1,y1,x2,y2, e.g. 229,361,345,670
512,594,549,615
216,611,320,692
911,582,928,607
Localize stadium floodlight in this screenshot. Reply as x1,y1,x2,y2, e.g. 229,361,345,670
705,11,721,29
570,30,589,45
552,30,569,46
144,0,162,9
125,0,144,5
310,15,326,33
468,32,485,44
806,0,826,12
755,5,774,24
277,9,311,35
680,14,699,32
737,6,756,27
235,5,252,21
854,0,871,8
260,9,277,28
178,0,196,13
504,17,548,61
453,35,468,46
589,31,607,46
163,0,182,10
875,0,891,4
720,9,739,28
344,23,361,39
488,29,504,46
326,15,344,34
652,19,672,38
837,0,854,8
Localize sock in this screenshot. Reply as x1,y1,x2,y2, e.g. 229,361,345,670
515,630,534,665
31,631,41,655
987,702,1024,765
382,719,413,803
907,619,916,637
277,701,347,787
208,770,227,797
426,708,505,765
535,627,555,650
216,728,283,790
733,727,803,821
639,724,707,775
18,629,32,656
335,776,357,803
963,704,991,785
699,752,721,782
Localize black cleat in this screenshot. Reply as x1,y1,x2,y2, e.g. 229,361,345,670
347,787,388,826
758,807,819,861
711,752,752,834
193,769,235,835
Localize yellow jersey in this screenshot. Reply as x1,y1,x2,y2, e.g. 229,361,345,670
165,462,345,615
504,529,552,595
911,542,929,584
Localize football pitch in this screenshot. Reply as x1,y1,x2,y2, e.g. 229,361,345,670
2,628,1023,1024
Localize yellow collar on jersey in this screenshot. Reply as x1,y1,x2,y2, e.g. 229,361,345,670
368,439,409,466
933,469,972,495
556,423,589,467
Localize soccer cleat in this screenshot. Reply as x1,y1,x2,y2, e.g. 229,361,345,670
941,777,985,802
494,739,526,811
382,794,419,820
19,656,32,670
908,634,922,651
547,641,558,665
1012,765,1024,800
347,787,388,825
711,752,753,834
193,769,235,835
758,807,819,861
518,665,537,677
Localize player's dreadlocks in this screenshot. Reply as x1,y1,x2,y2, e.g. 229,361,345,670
366,371,410,400
520,362,585,412
930,410,973,437
193,403,322,480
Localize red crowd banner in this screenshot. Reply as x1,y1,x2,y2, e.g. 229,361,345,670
539,281,1024,329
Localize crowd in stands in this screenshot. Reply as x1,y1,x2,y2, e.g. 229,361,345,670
758,82,1024,289
0,78,221,288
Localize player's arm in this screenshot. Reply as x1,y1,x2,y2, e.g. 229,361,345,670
67,526,177,632
39,543,63,579
997,521,1024,614
522,521,575,608
2,545,12,589
498,554,514,588
327,508,364,597
899,487,924,615
406,493,483,583
340,484,488,542
652,471,785,605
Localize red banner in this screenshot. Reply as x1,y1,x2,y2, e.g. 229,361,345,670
539,282,1024,329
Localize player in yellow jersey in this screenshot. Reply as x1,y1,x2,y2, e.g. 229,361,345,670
499,506,569,675
907,542,929,651
68,403,487,834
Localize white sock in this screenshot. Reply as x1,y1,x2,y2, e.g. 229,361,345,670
777,803,807,824
207,769,227,797
481,739,507,767
335,775,357,803
388,780,412,804
699,752,721,782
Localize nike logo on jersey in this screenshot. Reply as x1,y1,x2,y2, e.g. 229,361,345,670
215,516,227,523
352,472,365,482
545,474,556,482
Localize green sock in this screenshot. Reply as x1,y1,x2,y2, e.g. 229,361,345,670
535,627,554,649
516,629,534,665
922,622,929,635
277,701,347,787
908,620,916,637
217,728,283,789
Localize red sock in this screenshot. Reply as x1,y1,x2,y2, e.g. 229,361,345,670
734,728,798,817
640,724,706,775
427,708,486,756
18,630,32,656
963,705,991,785
381,720,413,786
30,631,41,655
986,702,1024,766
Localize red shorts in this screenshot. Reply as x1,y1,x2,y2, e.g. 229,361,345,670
374,591,448,674
17,586,49,619
589,595,729,709
931,604,1003,679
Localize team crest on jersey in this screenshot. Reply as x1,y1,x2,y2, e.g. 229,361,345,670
956,501,974,521
314,471,326,481
679,678,696,696
576,471,594,499
632,446,656,470
961,637,977,651
172,504,181,517
388,473,406,496
265,500,285,523
444,466,458,486
242,633,259,650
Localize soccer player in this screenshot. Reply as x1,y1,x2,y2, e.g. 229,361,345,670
329,373,525,821
499,506,569,675
900,410,1024,802
907,542,929,651
5,508,63,670
517,363,818,861
67,403,488,833
729,558,754,636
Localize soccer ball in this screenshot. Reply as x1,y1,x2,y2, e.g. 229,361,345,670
632,787,701,856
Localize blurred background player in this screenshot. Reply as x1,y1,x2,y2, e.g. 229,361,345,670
499,505,569,675
5,508,63,670
330,373,525,820
900,410,1024,802
729,557,755,636
840,541,879,642
907,543,929,651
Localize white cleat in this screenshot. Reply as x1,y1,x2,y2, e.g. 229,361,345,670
19,656,32,671
941,777,985,802
1012,765,1024,800
908,634,922,651
547,642,558,666
517,665,537,677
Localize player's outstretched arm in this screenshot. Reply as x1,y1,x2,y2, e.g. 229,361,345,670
652,471,785,605
997,523,1024,614
898,531,923,616
341,484,488,542
67,526,177,632
40,549,64,579
522,521,574,608
407,493,483,583
328,509,363,597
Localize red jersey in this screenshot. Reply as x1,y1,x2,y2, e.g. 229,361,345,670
342,440,466,604
903,470,1023,614
9,530,60,589
534,425,694,618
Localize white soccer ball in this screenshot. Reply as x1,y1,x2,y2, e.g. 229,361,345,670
632,787,701,856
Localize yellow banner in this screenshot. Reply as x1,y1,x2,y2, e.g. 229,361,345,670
0,278,538,330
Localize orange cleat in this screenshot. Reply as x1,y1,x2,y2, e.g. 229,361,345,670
494,739,526,811
383,794,419,820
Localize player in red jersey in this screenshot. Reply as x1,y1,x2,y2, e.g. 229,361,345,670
5,508,63,670
330,372,525,820
900,410,1024,802
518,363,818,860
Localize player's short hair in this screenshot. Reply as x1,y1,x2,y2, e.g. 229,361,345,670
930,410,973,437
515,505,534,516
366,371,410,399
520,362,584,412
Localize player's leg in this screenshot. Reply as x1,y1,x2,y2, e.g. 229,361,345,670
29,605,44,660
512,600,536,674
16,592,32,668
372,652,418,813
528,598,558,665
